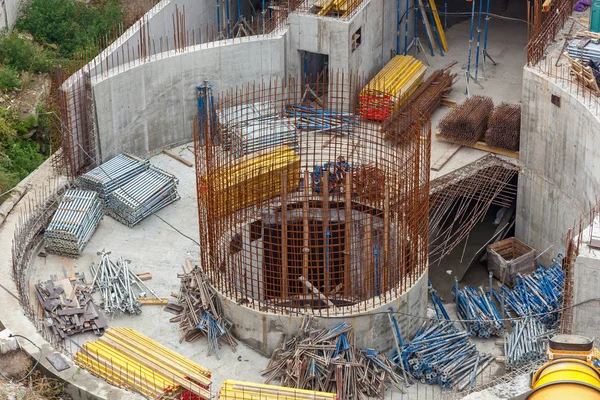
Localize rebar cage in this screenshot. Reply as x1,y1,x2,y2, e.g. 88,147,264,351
194,72,431,316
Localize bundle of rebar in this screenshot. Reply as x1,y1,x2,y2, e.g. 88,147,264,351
170,262,237,359
486,103,521,151
106,166,180,227
502,317,553,370
44,189,103,257
287,105,359,134
383,69,455,140
90,250,161,315
438,96,494,145
262,318,404,399
77,153,149,202
453,285,505,337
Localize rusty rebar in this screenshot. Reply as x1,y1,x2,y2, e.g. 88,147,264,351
438,96,494,146
486,103,521,152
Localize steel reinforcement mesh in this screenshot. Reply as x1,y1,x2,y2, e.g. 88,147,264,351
194,72,431,316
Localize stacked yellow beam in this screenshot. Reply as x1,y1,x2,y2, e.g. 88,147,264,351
200,145,300,218
74,328,212,399
219,380,337,400
358,55,427,121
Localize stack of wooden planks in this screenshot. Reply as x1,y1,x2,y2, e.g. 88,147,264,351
219,380,337,400
74,327,212,399
199,145,300,218
34,275,107,341
358,56,427,121
313,0,361,18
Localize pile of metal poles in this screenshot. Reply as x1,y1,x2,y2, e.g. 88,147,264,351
286,105,359,134
44,189,103,257
486,103,521,152
438,96,494,145
77,153,149,203
454,285,505,337
494,257,564,329
503,317,553,370
90,250,161,315
106,166,180,227
383,68,455,141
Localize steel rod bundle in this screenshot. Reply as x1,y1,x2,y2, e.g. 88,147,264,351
358,56,427,121
383,69,455,140
262,318,404,399
74,327,212,399
44,189,103,257
77,153,150,202
438,96,494,145
453,285,505,337
219,380,337,400
106,166,180,227
486,103,521,151
90,250,161,315
494,255,565,329
502,317,553,370
170,262,237,359
287,105,359,134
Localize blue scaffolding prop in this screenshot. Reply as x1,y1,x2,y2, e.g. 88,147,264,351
197,83,216,145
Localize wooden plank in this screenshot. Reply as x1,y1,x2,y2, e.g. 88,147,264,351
299,276,335,308
441,98,456,108
136,272,152,281
427,0,448,51
163,149,193,167
431,143,462,171
138,297,169,305
417,0,437,50
435,133,519,159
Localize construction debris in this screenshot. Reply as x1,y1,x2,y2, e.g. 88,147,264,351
90,250,161,315
358,55,427,121
262,318,404,399
486,103,521,152
106,166,180,227
170,261,237,359
44,189,103,258
438,96,494,145
453,284,505,337
74,327,212,399
77,153,149,202
383,67,455,140
219,380,337,400
503,317,554,370
34,275,107,341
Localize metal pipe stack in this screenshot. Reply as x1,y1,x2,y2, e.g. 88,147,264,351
106,166,180,227
438,96,494,145
486,103,521,152
287,105,359,134
77,153,149,203
503,317,553,370
90,250,161,315
454,285,505,337
567,37,600,63
44,189,103,258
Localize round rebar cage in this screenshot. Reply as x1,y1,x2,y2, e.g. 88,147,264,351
194,72,431,316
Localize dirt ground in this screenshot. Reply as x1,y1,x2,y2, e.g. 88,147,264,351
0,350,33,381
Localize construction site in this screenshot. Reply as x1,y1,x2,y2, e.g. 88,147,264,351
1,0,600,398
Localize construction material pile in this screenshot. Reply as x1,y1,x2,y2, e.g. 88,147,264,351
567,34,600,64
313,0,361,17
383,68,455,140
311,159,351,194
199,145,300,218
44,189,103,258
358,56,426,121
495,257,564,329
287,105,359,134
486,103,521,152
503,317,553,370
438,96,494,145
453,285,505,337
170,260,237,359
219,380,337,400
74,327,212,399
262,317,404,399
77,153,149,203
33,275,107,341
106,166,180,227
90,250,162,315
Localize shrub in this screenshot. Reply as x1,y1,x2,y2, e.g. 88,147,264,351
0,66,22,92
1,138,46,179
0,32,55,73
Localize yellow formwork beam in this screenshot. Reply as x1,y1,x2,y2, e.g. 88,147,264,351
427,0,448,52
219,380,337,400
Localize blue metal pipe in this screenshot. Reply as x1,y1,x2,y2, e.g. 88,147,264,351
474,0,484,80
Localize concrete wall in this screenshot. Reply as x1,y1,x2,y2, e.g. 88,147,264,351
516,67,600,264
0,0,21,30
221,269,429,356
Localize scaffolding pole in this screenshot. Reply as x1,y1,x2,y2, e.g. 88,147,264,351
474,0,484,81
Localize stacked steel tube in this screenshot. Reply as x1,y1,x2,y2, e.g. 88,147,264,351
486,103,521,151
454,286,505,337
503,317,553,370
106,166,180,227
383,69,455,141
77,153,149,202
44,189,103,257
438,96,494,145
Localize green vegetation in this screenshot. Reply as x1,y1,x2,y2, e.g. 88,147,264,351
0,32,55,73
0,66,22,92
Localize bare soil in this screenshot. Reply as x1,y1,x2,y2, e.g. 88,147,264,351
0,350,33,381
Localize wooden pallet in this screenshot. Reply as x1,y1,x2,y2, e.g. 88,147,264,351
435,132,519,159
565,53,600,96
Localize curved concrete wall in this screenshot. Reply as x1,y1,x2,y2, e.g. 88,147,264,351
516,67,600,263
